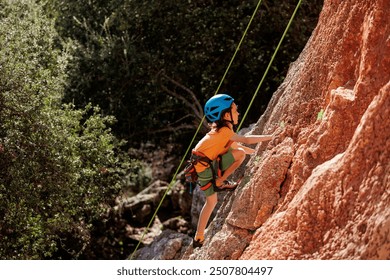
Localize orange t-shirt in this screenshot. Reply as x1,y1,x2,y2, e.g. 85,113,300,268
193,126,234,172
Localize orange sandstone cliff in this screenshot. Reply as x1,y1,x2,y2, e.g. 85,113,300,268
184,0,389,260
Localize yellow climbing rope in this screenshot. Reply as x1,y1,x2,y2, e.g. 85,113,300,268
129,0,303,260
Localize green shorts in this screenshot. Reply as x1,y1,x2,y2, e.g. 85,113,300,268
197,148,235,197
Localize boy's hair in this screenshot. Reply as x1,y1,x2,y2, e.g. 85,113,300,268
209,107,232,131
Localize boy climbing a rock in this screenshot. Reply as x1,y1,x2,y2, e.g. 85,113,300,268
192,93,273,248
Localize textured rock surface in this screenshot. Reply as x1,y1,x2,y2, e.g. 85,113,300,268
183,0,390,260
133,229,192,260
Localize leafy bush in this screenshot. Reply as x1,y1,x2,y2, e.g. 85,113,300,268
0,0,149,259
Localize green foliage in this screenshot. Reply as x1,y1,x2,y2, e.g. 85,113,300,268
317,109,325,121
42,0,323,147
0,0,149,259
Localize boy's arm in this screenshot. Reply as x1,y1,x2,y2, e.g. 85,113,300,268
230,133,273,145
231,142,255,154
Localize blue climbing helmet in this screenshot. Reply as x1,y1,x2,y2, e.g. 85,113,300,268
204,93,234,122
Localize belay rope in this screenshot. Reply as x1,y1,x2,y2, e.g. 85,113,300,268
129,0,303,259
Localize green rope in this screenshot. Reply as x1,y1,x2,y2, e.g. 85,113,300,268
237,0,303,131
129,0,264,260
213,0,264,96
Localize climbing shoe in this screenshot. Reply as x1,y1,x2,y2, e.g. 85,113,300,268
214,180,238,192
193,238,204,248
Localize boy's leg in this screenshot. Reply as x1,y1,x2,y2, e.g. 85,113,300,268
215,148,245,186
194,192,218,244
194,149,245,245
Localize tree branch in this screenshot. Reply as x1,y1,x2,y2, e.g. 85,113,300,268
147,123,196,135
157,70,208,130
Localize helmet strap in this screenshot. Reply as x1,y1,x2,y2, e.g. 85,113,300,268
218,107,236,131
227,109,236,132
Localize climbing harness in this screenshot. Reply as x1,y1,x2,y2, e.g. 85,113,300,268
184,149,228,194
129,0,303,259
183,150,211,193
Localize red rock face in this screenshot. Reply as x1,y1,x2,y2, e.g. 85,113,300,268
186,0,389,259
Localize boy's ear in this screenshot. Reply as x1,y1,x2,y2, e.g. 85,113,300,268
222,111,230,120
